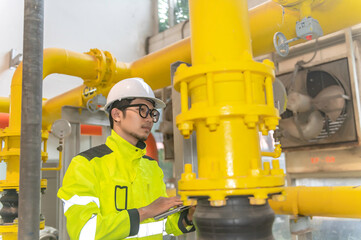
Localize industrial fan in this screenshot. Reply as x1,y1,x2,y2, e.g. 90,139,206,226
279,69,350,144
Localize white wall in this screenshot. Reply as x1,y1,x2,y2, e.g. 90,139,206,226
0,0,155,99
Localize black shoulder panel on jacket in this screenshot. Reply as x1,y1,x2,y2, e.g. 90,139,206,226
78,144,113,161
143,155,156,161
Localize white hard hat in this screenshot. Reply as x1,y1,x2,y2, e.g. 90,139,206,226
104,77,166,113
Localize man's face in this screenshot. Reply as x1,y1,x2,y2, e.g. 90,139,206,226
113,98,155,145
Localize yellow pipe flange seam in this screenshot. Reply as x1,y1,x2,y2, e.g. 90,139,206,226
84,49,117,89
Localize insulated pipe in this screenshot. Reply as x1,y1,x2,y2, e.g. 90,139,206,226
269,186,361,218
18,0,44,239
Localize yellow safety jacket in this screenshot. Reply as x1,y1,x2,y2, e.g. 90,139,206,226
58,130,194,239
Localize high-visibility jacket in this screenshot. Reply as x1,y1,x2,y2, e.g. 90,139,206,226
57,130,194,239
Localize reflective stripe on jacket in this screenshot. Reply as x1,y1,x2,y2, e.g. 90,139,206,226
57,130,194,239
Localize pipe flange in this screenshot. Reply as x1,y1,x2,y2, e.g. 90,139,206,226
84,49,116,88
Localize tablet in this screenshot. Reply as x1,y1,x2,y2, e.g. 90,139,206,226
154,205,192,220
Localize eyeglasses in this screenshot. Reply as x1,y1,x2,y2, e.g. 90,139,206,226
119,104,160,123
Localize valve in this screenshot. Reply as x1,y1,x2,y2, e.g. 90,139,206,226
86,94,106,113
274,17,323,57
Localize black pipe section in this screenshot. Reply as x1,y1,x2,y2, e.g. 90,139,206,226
18,0,44,239
0,190,18,223
193,196,275,240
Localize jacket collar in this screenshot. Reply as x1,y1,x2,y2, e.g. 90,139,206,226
106,130,146,160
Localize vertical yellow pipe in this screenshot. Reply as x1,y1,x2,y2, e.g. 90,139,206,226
175,0,283,204
190,0,257,180
190,1,252,64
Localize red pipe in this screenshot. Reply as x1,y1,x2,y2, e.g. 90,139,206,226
0,113,9,129
80,124,103,136
145,133,158,162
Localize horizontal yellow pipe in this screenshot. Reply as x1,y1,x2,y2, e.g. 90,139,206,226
130,38,191,90
10,48,100,130
269,186,361,218
41,151,62,171
37,49,129,129
131,0,361,89
250,0,361,56
41,40,191,125
9,1,361,129
0,97,9,113
42,86,84,129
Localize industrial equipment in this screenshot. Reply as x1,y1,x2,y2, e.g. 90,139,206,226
1,0,361,239
274,16,323,57
278,58,355,148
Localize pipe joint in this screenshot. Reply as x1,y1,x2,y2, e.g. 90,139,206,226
84,49,117,88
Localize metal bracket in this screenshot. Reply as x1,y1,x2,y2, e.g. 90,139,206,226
9,49,23,69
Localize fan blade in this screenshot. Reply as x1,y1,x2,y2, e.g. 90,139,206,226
313,85,345,122
287,92,312,113
301,111,324,140
280,111,324,140
273,78,287,114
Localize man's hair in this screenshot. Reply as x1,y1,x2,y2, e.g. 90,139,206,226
108,98,157,129
108,98,134,129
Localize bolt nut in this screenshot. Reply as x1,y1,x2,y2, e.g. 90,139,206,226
272,194,286,202
244,115,259,129
249,197,266,205
264,117,279,131
206,117,219,132
263,162,271,175
210,199,227,207
263,59,275,68
178,122,193,138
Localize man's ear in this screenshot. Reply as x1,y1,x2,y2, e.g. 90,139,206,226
111,108,122,123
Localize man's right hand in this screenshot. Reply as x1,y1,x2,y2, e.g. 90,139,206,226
138,196,183,222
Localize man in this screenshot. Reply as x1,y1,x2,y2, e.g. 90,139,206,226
58,77,195,239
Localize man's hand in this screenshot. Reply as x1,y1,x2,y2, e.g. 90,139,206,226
187,205,196,222
138,196,183,222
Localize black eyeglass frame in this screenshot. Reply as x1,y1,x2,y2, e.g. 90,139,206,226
118,104,160,123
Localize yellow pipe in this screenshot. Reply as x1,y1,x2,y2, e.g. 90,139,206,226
10,49,98,131
31,1,361,125
269,186,361,218
261,144,282,158
130,38,191,90
251,0,361,56
38,49,130,129
41,151,62,171
0,97,9,113
0,48,128,238
132,0,361,89
42,85,85,129
175,0,283,205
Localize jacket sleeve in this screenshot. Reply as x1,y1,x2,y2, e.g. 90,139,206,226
57,156,140,240
155,170,195,236
165,209,195,236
